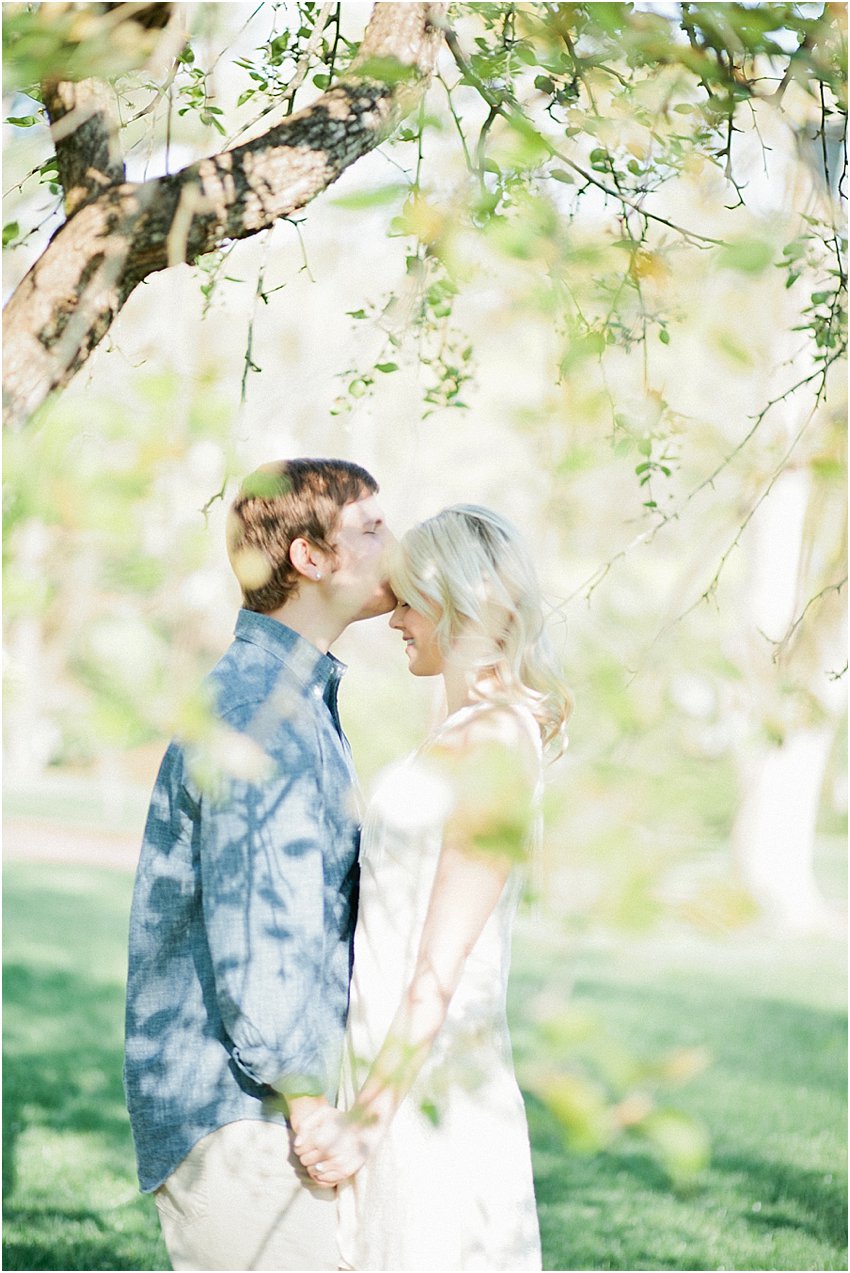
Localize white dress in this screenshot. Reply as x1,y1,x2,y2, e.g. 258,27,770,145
337,705,543,1272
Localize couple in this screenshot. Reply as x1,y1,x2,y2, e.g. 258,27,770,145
124,458,571,1272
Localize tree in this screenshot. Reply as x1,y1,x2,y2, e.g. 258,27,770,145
3,1,845,1182
3,3,846,931
3,1,446,428
3,4,845,428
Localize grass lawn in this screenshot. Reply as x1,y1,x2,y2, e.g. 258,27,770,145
512,925,847,1271
3,859,847,1272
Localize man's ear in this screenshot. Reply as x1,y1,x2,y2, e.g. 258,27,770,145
290,537,324,581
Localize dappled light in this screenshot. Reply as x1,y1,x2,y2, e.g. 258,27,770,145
2,3,846,1270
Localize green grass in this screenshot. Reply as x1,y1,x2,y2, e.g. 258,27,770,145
3,863,169,1271
3,861,847,1271
513,927,847,1271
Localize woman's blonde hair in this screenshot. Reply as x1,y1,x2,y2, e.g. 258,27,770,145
390,504,573,756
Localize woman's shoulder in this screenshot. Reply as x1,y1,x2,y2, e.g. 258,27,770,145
432,700,541,770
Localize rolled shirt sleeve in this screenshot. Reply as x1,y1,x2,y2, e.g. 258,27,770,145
200,720,330,1097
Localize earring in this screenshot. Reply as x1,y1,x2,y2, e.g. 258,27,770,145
315,572,322,580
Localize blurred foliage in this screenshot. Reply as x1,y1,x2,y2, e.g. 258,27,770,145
2,0,844,888
2,1,847,1199
3,368,238,764
527,1000,712,1188
2,1,172,86
315,1,847,444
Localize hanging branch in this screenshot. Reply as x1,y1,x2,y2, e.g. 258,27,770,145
2,2,447,429
439,20,726,249
769,575,848,663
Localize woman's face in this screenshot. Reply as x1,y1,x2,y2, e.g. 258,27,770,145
389,601,445,676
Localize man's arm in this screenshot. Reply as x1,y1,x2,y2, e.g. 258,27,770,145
199,718,332,1099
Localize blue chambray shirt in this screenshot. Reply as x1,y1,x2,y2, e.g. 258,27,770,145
123,610,361,1193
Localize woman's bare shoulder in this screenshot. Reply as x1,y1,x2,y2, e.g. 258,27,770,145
434,701,539,767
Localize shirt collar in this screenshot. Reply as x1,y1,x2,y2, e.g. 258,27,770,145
234,609,346,695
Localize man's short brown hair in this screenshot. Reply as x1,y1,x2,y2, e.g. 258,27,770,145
226,458,379,613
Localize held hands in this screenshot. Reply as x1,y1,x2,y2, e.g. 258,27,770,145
293,1105,384,1186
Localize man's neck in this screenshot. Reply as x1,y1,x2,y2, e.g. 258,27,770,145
263,596,345,655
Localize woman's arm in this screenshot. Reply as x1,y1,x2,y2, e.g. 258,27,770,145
295,709,538,1183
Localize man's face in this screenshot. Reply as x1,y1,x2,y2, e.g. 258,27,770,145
327,494,396,622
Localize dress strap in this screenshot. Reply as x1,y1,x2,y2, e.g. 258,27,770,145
430,698,544,762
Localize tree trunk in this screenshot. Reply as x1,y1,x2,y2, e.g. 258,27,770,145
2,2,446,429
731,466,844,931
734,723,838,931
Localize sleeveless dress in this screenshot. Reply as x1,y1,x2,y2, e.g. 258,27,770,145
336,704,543,1272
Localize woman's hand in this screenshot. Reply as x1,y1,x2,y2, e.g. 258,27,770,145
294,1106,385,1185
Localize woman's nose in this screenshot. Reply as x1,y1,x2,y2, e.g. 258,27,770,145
389,605,403,629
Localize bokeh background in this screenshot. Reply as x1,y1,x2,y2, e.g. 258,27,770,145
3,3,847,1269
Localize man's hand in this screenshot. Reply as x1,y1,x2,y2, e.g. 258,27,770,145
293,1106,384,1185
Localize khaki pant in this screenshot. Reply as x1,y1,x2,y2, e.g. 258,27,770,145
154,1119,338,1271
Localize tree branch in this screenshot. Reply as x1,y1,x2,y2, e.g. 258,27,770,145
770,575,847,662
2,2,447,429
43,76,125,216
439,20,726,248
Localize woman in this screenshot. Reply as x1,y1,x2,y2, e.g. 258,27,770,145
294,505,571,1271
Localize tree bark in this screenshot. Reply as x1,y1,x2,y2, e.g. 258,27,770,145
2,2,446,429
43,76,126,216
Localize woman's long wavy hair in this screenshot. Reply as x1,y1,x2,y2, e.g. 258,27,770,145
390,505,573,757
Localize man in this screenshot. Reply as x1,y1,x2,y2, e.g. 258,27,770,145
124,458,395,1271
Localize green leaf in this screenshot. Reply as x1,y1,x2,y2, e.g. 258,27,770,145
719,237,774,274
503,117,550,168
641,1109,710,1187
659,328,671,344
549,168,574,184
353,55,418,85
559,330,605,374
332,183,409,210
512,42,538,66
6,114,39,128
374,362,399,373
542,1072,615,1153
3,222,21,247
240,470,291,500
419,1099,440,1127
